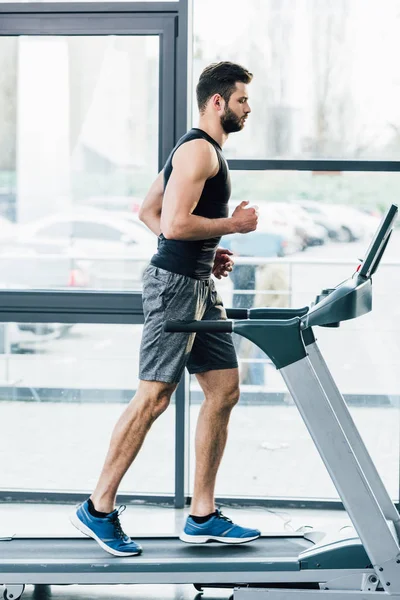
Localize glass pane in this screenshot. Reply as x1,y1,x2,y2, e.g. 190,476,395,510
0,35,159,290
220,170,399,267
0,323,175,493
193,0,400,160
189,171,399,499
189,389,399,500
189,270,400,499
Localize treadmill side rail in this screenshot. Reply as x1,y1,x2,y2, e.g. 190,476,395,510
234,590,400,599
299,538,371,571
307,341,400,535
280,356,400,595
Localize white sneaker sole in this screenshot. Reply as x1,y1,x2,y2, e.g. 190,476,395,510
69,512,142,557
179,532,260,544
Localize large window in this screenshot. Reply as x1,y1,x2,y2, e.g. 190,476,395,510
188,0,400,504
193,0,400,160
0,34,160,290
189,229,400,500
0,322,176,493
189,386,399,499
0,0,399,509
0,3,184,505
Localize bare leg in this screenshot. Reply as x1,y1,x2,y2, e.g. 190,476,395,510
91,380,176,513
190,368,240,516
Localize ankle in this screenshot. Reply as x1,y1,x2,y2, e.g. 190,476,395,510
190,505,216,517
90,495,115,514
189,511,217,524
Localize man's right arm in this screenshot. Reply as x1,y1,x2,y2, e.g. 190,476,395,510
138,170,164,236
161,140,258,241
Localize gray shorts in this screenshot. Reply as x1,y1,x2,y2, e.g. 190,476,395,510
139,265,238,383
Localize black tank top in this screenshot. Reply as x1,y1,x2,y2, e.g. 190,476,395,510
150,128,231,279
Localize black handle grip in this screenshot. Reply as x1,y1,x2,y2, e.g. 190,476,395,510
249,306,309,320
226,306,309,320
164,320,233,333
226,308,248,319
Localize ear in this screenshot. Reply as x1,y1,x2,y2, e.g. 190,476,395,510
210,93,225,113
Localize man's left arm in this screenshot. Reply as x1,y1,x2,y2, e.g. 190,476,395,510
213,247,235,279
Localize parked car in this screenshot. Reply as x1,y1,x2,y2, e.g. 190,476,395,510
330,204,381,241
6,209,157,290
6,322,73,354
255,202,305,254
0,283,72,354
83,195,143,214
227,201,304,256
223,230,285,258
296,200,364,242
0,246,90,290
278,203,327,247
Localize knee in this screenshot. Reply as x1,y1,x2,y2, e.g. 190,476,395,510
226,385,240,409
146,388,173,421
208,385,240,412
135,381,176,421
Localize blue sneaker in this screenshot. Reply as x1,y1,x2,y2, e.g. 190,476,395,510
70,500,142,557
180,509,261,544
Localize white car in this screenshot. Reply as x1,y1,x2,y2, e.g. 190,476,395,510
255,202,305,254
275,202,328,247
330,204,381,241
297,201,364,242
8,209,158,290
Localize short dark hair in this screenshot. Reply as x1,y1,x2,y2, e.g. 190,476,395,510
196,61,253,113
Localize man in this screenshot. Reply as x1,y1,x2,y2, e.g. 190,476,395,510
71,61,259,556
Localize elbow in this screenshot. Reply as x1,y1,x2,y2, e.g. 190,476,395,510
138,207,147,223
162,225,178,240
139,207,160,230
161,218,184,240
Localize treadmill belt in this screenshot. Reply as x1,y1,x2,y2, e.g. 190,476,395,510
0,536,313,574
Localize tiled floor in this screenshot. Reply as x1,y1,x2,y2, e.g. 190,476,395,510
0,503,352,600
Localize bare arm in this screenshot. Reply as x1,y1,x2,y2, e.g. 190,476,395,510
138,170,164,236
161,140,258,241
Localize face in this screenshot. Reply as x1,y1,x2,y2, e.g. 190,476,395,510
220,82,251,134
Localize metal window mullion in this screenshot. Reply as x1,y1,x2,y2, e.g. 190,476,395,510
171,0,191,510
0,2,180,14
175,0,191,138
158,15,176,168
0,290,145,324
174,371,190,509
228,159,400,172
0,13,177,35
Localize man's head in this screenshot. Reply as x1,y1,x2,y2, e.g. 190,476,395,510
196,61,253,134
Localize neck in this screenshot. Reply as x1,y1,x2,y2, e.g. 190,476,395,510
197,118,228,147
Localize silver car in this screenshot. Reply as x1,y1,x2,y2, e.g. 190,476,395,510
3,209,157,290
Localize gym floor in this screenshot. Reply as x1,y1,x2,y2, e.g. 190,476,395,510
1,503,352,600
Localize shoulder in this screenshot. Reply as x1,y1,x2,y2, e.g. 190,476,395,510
172,139,219,179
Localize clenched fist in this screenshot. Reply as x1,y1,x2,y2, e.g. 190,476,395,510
231,201,259,234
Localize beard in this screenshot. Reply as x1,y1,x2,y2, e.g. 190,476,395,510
220,106,244,134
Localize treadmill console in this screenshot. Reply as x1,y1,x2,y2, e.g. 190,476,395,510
304,204,398,329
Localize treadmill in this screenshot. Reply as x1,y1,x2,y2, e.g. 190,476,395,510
1,204,399,600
